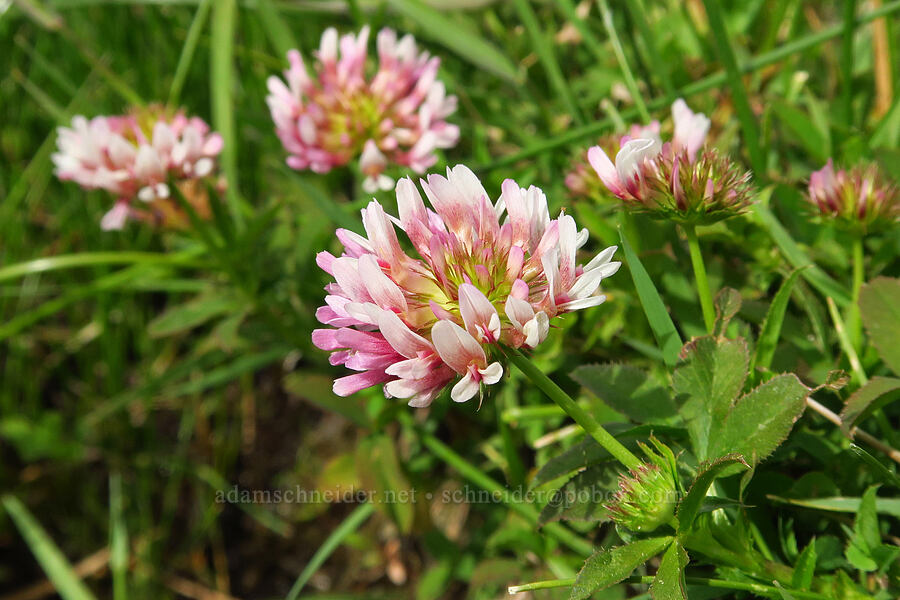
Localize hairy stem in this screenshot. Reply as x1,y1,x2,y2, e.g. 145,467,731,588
684,224,716,333
505,347,642,470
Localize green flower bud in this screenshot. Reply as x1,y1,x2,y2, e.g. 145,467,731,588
605,463,678,533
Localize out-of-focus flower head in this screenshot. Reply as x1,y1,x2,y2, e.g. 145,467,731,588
585,99,754,224
52,105,223,230
313,165,621,407
807,159,899,232
565,122,660,201
267,26,459,193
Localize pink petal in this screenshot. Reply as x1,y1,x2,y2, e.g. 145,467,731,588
431,320,485,374
333,370,391,396
379,310,432,358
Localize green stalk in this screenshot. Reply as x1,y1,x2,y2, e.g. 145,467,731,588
702,0,766,176
505,348,642,471
848,234,864,350
597,0,651,123
684,224,716,333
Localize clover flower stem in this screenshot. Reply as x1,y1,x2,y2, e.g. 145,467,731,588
848,234,864,350
684,224,716,333
505,347,642,471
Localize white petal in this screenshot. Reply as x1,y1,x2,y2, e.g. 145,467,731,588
478,362,503,385
451,372,479,403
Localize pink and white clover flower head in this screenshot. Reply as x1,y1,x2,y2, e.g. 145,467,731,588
586,100,752,224
267,26,459,193
313,165,620,407
807,159,899,232
52,106,223,230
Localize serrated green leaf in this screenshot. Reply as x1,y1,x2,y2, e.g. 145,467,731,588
677,454,749,530
859,277,900,373
147,294,239,337
840,376,900,435
538,463,617,526
619,227,683,367
651,541,689,600
673,337,748,460
387,0,520,83
791,540,817,591
708,374,809,465
753,269,803,373
570,536,672,600
2,495,98,600
713,287,742,336
572,363,678,424
356,435,414,534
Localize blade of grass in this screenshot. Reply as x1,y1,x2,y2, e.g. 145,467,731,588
596,0,651,122
619,226,683,367
752,268,804,373
701,0,765,175
751,198,851,307
0,250,206,284
826,297,867,385
108,473,128,600
512,0,584,125
210,0,244,228
195,466,293,538
168,0,214,107
479,1,900,170
387,0,520,84
839,0,858,129
285,503,376,600
624,0,675,100
414,428,594,556
255,0,296,57
1,495,98,600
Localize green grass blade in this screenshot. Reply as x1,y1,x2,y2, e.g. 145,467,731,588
753,268,804,373
624,0,675,99
168,0,214,107
826,297,867,385
701,0,765,175
388,0,520,84
210,0,244,227
596,0,651,122
513,0,584,124
0,250,205,284
839,0,858,128
108,473,128,600
285,503,376,600
1,495,98,600
480,1,900,171
751,199,851,307
256,0,296,57
195,466,293,538
618,226,683,367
